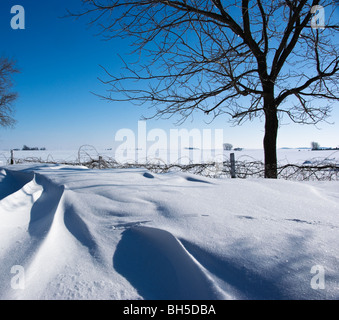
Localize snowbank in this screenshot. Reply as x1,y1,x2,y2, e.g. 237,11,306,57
0,164,338,300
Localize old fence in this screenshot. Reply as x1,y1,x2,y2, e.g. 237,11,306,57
3,147,339,181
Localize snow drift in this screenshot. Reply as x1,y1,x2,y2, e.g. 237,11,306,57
0,164,338,300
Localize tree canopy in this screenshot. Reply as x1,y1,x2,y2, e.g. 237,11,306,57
72,0,339,177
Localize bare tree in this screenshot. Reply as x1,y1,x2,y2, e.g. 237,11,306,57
72,0,339,178
311,141,320,150
223,143,233,151
0,57,18,128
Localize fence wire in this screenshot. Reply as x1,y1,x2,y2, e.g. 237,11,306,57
9,153,339,181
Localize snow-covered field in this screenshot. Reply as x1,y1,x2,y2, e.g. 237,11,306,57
0,160,338,300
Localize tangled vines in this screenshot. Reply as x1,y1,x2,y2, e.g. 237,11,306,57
5,145,339,181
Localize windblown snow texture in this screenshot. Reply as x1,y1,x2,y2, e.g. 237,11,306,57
0,165,338,300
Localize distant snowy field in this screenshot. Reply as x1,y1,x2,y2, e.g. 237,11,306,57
1,148,339,166
0,160,338,300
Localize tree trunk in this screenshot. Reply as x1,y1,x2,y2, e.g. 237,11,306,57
263,106,278,179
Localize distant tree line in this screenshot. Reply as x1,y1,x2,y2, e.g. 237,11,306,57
311,141,338,151
21,145,46,151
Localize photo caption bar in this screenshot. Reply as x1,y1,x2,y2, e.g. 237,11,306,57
120,302,218,318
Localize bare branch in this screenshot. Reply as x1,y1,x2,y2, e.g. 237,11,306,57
71,0,339,178
0,57,19,128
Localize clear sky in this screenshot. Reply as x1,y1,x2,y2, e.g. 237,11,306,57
0,0,338,151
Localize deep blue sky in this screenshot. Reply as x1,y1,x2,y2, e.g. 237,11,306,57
0,0,338,150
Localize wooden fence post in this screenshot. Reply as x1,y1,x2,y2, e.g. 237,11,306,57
230,152,236,178
99,156,102,169
10,150,14,165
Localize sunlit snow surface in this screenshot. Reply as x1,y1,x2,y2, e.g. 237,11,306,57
0,152,338,299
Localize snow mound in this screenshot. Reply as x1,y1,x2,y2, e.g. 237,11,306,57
113,226,227,300
0,164,338,300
